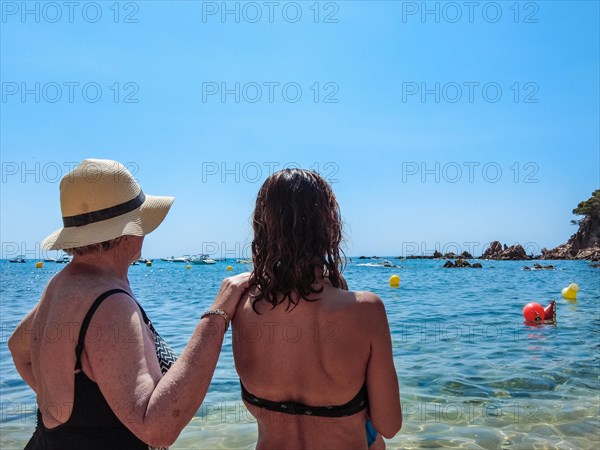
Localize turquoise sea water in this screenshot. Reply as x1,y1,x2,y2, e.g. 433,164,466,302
1,259,599,449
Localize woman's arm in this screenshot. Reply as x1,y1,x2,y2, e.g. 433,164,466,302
8,306,38,393
85,273,250,447
363,293,402,438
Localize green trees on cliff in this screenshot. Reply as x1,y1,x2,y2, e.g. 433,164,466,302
572,190,600,224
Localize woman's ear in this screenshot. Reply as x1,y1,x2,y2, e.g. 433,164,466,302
118,235,144,260
115,235,137,260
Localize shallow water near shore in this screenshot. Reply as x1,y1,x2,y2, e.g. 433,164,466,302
1,258,598,449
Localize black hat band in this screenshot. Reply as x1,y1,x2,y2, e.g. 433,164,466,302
62,191,146,228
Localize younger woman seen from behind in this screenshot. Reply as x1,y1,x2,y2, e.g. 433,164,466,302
233,169,402,449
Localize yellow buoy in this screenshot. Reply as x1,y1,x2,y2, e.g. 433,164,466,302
389,274,400,288
227,265,232,271
561,283,579,300
186,265,191,270
146,261,152,267
35,261,43,269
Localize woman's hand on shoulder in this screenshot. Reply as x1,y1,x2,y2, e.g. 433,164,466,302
210,272,251,319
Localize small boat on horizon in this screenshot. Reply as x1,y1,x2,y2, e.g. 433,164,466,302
8,255,26,263
161,255,191,263
190,254,216,265
55,255,72,263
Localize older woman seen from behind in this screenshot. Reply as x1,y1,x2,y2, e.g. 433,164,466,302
9,159,249,450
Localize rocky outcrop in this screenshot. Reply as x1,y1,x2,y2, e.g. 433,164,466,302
480,241,531,260
443,259,482,268
540,217,600,261
407,250,474,260
541,246,600,261
524,263,555,270
481,241,502,258
540,190,600,261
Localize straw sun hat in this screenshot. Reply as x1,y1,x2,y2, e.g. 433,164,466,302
42,159,174,251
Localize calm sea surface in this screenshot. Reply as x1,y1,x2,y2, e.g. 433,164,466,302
1,259,598,449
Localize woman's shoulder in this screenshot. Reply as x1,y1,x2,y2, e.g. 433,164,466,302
347,290,387,318
45,268,134,313
345,290,383,308
352,290,383,304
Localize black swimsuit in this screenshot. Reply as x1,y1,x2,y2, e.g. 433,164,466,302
25,289,177,450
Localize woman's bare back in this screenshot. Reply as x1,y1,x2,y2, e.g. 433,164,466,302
233,283,398,449
23,263,155,429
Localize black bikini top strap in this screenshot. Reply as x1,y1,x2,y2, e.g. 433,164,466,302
74,289,132,371
240,381,369,417
134,299,151,326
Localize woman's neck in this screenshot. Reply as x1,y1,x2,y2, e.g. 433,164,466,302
70,250,131,281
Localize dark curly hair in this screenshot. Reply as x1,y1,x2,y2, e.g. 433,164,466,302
249,169,345,312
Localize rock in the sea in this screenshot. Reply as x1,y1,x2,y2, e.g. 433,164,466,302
481,241,531,260
443,259,479,268
542,243,600,261
540,190,600,261
481,241,503,259
455,258,471,267
524,263,555,270
471,263,482,268
406,250,473,260
503,244,529,260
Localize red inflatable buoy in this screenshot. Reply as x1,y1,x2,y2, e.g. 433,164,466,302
543,300,556,322
523,302,545,323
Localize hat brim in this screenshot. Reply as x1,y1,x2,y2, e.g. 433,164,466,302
41,194,174,251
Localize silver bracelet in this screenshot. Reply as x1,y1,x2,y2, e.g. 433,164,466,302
201,309,231,331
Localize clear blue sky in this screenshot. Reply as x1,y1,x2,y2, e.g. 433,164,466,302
1,1,599,259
